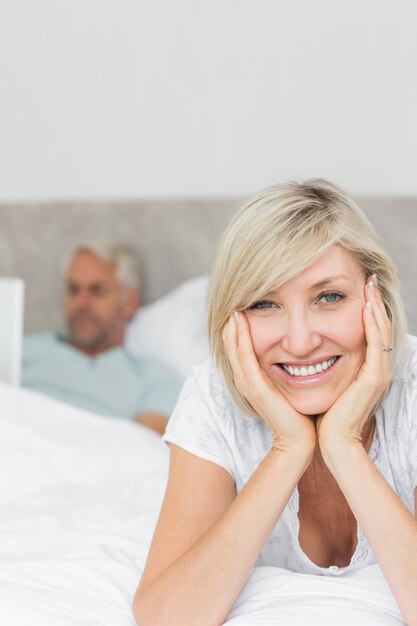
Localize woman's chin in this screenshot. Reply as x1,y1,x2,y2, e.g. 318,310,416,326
288,396,333,417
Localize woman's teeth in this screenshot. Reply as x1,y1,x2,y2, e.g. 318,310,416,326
281,356,338,377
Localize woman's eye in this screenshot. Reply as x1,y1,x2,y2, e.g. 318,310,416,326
318,292,345,304
248,300,277,310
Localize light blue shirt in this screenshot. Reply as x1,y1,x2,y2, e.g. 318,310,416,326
22,332,181,420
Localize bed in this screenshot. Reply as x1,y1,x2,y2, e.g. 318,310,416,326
0,381,406,626
0,196,416,335
0,196,416,625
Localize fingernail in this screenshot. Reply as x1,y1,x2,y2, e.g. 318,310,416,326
368,280,374,290
372,273,378,286
233,311,239,324
366,301,372,312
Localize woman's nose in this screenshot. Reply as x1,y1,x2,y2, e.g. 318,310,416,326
280,313,323,356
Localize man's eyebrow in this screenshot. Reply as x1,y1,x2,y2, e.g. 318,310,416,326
66,280,106,289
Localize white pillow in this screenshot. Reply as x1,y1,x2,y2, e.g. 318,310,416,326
125,276,210,381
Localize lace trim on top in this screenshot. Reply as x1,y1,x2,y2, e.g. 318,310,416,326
286,419,381,574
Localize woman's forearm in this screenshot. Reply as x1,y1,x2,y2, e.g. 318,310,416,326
134,445,313,626
324,444,417,626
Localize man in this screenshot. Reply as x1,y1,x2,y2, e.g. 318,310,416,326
22,241,181,435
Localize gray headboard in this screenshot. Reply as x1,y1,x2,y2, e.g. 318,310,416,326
0,197,416,334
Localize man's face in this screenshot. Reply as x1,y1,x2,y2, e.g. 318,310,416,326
65,251,138,355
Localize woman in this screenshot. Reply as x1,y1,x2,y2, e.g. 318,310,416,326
133,179,417,625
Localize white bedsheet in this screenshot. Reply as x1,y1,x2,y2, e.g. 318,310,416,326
225,566,404,625
0,381,406,625
0,381,168,625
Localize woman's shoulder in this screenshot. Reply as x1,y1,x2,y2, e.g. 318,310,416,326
181,356,233,410
168,357,267,443
392,334,417,384
165,357,269,480
382,334,417,426
407,333,417,366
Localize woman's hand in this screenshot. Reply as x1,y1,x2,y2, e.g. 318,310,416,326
317,276,393,457
223,312,316,456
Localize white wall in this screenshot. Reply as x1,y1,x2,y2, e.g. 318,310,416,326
0,0,416,200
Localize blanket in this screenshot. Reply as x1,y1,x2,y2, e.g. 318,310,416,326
0,382,405,625
0,381,167,625
225,565,404,625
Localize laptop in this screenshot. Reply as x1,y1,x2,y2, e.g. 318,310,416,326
0,278,25,385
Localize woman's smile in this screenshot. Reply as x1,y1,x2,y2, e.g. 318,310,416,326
277,354,340,380
245,245,367,415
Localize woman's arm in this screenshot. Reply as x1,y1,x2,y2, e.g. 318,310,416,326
323,444,417,626
318,277,417,625
133,442,312,626
134,313,316,626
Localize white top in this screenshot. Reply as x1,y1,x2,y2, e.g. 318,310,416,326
163,335,417,577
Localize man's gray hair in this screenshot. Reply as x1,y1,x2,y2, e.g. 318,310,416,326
62,240,144,291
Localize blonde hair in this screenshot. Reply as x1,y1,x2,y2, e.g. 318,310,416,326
208,179,407,415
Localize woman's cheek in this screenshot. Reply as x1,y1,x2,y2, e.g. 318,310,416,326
246,314,282,360
325,303,366,355
344,302,367,348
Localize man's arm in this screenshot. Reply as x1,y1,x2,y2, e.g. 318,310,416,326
136,412,168,435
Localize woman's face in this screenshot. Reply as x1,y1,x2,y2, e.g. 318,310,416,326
245,245,367,416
